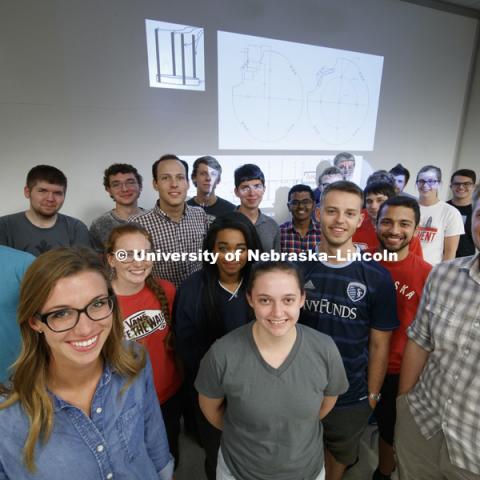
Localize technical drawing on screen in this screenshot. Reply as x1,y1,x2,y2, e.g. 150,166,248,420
218,31,384,150
145,19,205,91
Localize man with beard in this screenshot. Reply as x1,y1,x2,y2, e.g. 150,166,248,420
299,181,398,480
280,184,321,253
371,195,432,480
0,165,91,255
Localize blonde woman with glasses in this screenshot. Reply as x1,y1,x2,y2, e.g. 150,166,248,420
0,247,173,480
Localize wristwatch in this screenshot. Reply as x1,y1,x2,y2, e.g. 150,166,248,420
369,392,382,402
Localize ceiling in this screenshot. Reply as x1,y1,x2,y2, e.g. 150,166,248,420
445,0,480,10
404,0,480,16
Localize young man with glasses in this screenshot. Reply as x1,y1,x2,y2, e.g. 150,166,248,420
447,169,477,258
234,164,280,252
280,184,321,253
415,165,464,265
89,163,144,252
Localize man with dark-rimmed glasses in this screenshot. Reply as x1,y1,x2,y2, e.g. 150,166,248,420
447,168,477,258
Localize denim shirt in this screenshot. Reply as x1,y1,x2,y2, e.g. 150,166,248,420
0,357,174,480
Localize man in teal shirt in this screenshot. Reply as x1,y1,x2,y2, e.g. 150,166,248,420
0,245,34,382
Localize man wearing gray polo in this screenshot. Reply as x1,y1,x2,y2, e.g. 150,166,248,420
396,184,480,479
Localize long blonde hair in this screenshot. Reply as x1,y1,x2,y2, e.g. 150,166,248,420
0,247,145,472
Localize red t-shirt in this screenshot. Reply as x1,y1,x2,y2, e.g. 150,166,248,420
116,279,182,404
353,210,424,257
376,252,432,373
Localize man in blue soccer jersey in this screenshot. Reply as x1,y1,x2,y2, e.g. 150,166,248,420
299,181,399,480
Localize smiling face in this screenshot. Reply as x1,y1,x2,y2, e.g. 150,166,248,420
29,271,112,372
213,228,248,282
24,181,65,218
248,270,305,338
377,205,417,259
288,191,315,223
416,169,440,203
108,231,153,290
319,190,363,248
106,172,141,207
153,159,189,211
450,174,475,203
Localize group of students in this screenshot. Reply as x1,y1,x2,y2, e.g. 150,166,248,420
0,221,345,480
0,155,479,480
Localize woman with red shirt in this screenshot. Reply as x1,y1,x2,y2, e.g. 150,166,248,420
106,224,182,467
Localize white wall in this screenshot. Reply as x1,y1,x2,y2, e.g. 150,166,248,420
0,0,478,224
457,35,480,175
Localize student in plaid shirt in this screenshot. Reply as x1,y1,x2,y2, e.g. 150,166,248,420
129,154,208,288
395,183,480,479
280,184,321,254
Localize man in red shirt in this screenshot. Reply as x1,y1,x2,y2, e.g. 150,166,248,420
353,181,423,257
371,195,432,480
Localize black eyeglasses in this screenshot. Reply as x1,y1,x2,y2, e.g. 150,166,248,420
288,199,314,207
35,295,115,333
451,181,474,189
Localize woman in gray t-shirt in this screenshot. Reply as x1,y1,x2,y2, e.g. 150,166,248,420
195,261,348,480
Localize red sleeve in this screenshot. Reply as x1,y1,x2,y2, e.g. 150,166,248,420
155,278,176,316
409,236,424,258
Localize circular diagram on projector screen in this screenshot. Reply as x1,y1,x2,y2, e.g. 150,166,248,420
307,58,370,145
232,47,303,143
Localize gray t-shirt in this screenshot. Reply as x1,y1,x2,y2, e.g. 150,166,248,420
236,208,280,252
195,323,348,480
255,211,281,252
89,209,145,252
0,212,91,256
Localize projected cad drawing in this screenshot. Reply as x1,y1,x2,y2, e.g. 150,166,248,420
231,46,303,142
218,31,383,150
307,59,369,145
145,20,205,91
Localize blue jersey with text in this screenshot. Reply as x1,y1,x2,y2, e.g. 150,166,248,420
298,259,398,406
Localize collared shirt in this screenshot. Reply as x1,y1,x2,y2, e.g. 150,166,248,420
130,202,208,287
279,220,322,253
406,253,480,474
0,359,174,480
236,208,280,252
255,211,280,252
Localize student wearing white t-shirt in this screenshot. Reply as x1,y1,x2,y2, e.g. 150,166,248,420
415,165,464,265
